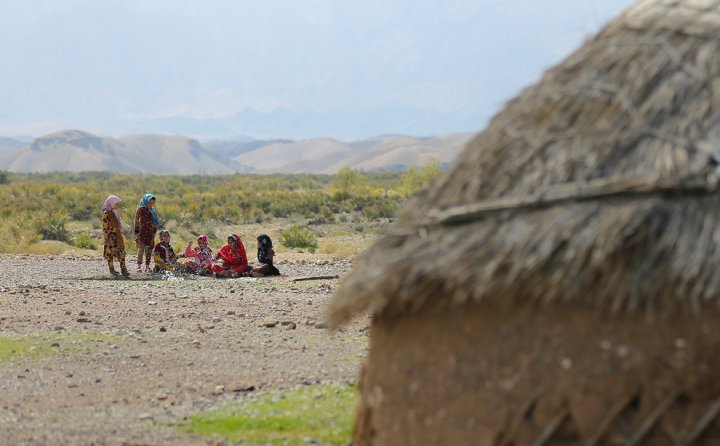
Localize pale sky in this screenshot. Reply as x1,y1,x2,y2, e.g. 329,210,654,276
0,0,636,140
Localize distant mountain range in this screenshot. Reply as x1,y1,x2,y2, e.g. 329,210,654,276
0,136,26,153
0,129,475,175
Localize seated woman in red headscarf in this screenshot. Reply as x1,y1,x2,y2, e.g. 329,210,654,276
211,233,251,278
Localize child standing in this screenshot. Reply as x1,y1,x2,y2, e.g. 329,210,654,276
101,195,129,277
134,193,161,273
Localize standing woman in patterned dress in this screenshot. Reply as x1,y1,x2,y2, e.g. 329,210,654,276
134,193,162,273
101,195,129,277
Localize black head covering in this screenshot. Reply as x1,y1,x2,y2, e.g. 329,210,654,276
257,234,273,264
257,234,272,249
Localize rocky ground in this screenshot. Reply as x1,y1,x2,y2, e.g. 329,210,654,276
0,254,368,445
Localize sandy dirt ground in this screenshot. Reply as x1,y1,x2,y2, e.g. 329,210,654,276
0,253,368,445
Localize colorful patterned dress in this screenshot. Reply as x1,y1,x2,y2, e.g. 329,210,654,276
153,241,177,272
103,210,126,262
183,244,214,275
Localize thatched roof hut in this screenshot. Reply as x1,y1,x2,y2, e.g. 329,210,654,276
329,1,720,445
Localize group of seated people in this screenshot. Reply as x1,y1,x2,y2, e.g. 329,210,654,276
153,232,281,278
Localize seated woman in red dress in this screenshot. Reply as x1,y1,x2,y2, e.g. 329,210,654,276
211,234,251,278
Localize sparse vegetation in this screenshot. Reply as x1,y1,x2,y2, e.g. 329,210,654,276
398,158,442,197
34,212,71,242
318,238,365,259
0,165,441,254
0,333,122,362
280,226,319,253
73,234,98,250
183,383,358,445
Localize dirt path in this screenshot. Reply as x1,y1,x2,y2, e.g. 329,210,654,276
0,254,367,445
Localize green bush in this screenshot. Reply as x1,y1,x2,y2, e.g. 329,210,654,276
328,167,370,200
280,226,318,253
321,206,335,222
34,213,70,242
73,234,98,250
398,159,442,197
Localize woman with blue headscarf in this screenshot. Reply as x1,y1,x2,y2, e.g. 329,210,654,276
134,193,162,273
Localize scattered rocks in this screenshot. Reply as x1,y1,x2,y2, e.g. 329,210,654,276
0,253,363,444
616,345,630,357
560,358,573,370
263,319,278,328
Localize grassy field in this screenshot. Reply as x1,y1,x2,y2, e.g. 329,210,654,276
0,166,439,256
0,333,124,362
183,383,358,446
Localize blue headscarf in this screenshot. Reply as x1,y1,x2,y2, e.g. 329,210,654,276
139,193,162,227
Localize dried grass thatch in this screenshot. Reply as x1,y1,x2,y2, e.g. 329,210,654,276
328,0,720,328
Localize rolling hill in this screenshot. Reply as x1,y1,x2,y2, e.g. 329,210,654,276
0,136,25,153
0,130,247,174
0,129,476,174
240,132,474,173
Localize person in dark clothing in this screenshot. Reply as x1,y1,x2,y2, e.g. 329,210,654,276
250,234,280,276
134,193,161,273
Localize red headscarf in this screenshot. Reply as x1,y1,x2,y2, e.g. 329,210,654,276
216,233,248,267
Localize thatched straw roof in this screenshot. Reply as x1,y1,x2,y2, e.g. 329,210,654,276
328,0,720,328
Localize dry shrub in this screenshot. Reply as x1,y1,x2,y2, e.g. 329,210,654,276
318,238,365,260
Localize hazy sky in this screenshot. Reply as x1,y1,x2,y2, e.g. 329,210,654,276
0,0,636,141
